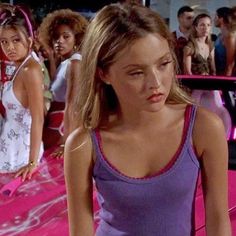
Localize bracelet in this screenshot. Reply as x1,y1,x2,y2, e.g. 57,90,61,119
29,160,37,168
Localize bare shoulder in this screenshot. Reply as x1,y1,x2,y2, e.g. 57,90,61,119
194,106,225,133
23,58,42,74
193,106,227,157
70,59,81,73
70,59,81,66
65,127,91,151
64,127,93,165
21,59,43,82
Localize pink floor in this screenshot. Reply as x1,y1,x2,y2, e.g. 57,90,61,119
195,170,236,236
0,149,235,235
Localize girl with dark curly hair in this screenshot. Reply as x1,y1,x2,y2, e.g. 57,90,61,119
38,9,88,151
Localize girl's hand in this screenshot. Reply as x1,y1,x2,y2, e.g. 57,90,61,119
15,162,38,181
51,144,64,159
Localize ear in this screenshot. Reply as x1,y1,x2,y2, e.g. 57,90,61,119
28,37,33,49
97,67,111,85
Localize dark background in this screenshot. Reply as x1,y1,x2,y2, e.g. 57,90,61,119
1,0,121,24
1,0,147,24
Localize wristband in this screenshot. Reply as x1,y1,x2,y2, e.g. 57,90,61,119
29,160,37,168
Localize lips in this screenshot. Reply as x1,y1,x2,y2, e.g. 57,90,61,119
147,93,164,102
7,52,17,58
57,46,64,51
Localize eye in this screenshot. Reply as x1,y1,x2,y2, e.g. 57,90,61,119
12,38,20,43
0,40,7,45
63,35,70,40
128,70,144,78
159,60,172,69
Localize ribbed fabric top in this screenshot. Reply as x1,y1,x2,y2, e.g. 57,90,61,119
92,105,200,236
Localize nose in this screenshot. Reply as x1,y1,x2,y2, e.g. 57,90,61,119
57,35,64,44
7,41,15,51
147,68,161,89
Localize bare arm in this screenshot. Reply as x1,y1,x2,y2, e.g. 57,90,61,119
183,46,193,75
193,108,231,236
225,33,236,76
64,128,94,236
15,62,44,180
64,60,81,140
210,48,216,75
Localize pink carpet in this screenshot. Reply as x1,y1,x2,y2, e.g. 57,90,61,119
0,148,235,235
195,170,236,236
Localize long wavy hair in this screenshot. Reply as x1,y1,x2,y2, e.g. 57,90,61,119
189,13,213,56
75,3,192,129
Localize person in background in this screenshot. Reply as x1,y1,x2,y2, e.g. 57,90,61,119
172,5,194,74
184,13,215,76
214,7,236,132
0,5,44,180
225,6,236,76
183,13,231,138
214,7,233,76
64,3,231,236
38,9,88,151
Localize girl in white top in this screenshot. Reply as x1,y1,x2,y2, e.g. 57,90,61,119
0,6,44,180
38,9,88,150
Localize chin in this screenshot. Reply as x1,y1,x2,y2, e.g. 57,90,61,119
145,102,166,113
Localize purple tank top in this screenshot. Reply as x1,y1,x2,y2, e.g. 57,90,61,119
92,105,200,236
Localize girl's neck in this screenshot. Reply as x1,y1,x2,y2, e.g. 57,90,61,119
179,26,190,37
196,37,207,44
61,50,76,61
14,53,31,67
116,105,169,131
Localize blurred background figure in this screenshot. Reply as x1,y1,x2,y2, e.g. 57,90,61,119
224,6,236,76
172,5,194,74
184,13,215,76
38,9,88,151
183,13,231,138
214,6,236,76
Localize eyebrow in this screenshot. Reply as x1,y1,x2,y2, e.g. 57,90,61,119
122,52,172,69
0,34,19,40
61,31,73,34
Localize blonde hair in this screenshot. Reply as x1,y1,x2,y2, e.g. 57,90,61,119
75,3,192,129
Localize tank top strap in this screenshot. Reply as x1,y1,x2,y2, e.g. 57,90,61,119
185,104,198,141
11,54,31,82
91,129,101,160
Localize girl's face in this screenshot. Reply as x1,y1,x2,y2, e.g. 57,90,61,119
0,28,30,63
101,33,174,114
195,17,212,37
53,24,76,58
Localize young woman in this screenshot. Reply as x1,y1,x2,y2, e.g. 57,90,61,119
38,9,88,150
184,14,215,75
0,6,44,180
64,4,231,236
183,13,232,138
